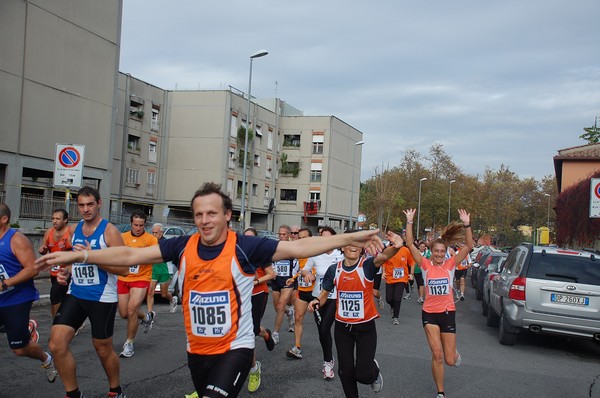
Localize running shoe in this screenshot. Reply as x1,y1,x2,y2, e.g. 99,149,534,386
417,297,424,304
322,360,334,380
371,359,383,393
184,393,199,398
455,351,462,367
436,394,446,398
392,318,399,325
119,341,134,358
169,296,178,313
286,346,303,359
107,392,127,398
29,319,39,343
403,293,411,300
141,311,155,334
42,354,58,383
264,328,275,351
247,361,261,392
460,293,465,301
272,331,279,345
377,297,385,310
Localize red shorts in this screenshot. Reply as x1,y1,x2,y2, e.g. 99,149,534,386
117,280,150,294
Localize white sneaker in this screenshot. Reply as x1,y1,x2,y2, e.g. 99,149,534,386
455,351,462,367
120,340,134,358
403,293,411,300
141,311,155,334
42,353,58,383
417,297,424,304
371,359,383,393
286,346,303,359
392,318,399,325
322,360,334,379
169,296,178,313
272,331,279,345
377,297,385,310
436,394,446,398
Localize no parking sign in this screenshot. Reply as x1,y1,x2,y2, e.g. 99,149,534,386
54,144,85,188
590,178,600,218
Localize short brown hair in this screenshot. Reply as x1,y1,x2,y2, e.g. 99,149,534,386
190,182,232,214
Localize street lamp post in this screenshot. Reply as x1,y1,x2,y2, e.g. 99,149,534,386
544,193,550,228
416,177,427,240
447,179,456,225
348,140,365,229
240,49,268,232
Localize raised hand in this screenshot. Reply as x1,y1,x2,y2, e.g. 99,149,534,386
458,209,470,225
403,209,416,223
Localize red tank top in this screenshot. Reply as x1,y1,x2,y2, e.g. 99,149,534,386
46,226,73,276
182,231,255,355
334,258,379,324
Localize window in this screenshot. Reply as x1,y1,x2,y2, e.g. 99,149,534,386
255,126,263,137
310,163,322,182
312,135,324,154
280,189,297,201
147,171,156,185
252,184,258,196
283,134,301,148
254,154,260,167
151,107,159,131
149,142,157,163
309,191,321,202
266,158,272,179
127,135,140,152
126,168,139,184
129,96,144,119
229,147,236,169
267,131,273,150
227,178,234,198
230,115,238,137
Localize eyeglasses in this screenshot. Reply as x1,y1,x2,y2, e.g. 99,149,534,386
291,232,299,235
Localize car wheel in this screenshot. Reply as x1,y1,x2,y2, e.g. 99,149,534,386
486,305,499,327
482,297,489,316
499,312,518,345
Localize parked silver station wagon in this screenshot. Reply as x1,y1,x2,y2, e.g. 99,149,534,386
487,244,600,345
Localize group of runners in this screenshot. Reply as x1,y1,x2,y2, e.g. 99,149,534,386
2,182,473,398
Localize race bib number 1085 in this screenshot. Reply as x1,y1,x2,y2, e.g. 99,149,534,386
189,290,232,338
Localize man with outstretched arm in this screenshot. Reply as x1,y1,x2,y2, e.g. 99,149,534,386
37,182,382,398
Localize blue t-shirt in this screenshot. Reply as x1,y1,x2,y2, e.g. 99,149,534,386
159,233,279,273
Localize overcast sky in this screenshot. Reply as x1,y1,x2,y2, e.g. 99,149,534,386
119,0,600,182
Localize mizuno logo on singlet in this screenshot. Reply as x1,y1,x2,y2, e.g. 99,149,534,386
339,292,362,299
190,291,229,305
428,278,449,285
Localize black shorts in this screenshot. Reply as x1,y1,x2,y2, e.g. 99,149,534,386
297,290,314,303
50,276,70,305
422,310,456,333
251,292,268,336
0,301,33,349
53,294,118,339
373,272,382,290
271,276,295,292
188,348,253,398
414,272,424,288
455,269,467,280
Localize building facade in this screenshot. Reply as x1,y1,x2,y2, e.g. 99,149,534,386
0,0,364,233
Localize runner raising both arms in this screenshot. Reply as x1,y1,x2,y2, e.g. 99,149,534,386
403,208,474,398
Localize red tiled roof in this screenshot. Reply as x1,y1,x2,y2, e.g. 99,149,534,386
554,143,600,160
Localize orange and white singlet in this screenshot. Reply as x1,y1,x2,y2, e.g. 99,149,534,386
333,258,379,324
383,246,414,284
182,231,255,355
119,231,158,282
252,266,269,295
421,257,457,313
297,257,315,292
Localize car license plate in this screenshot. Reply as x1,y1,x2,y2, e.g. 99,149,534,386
550,293,589,306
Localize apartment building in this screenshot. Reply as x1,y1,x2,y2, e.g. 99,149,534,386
0,0,364,232
0,0,122,225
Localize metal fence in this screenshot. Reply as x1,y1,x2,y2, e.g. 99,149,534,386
19,194,80,222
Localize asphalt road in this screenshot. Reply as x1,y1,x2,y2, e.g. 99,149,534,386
2,279,599,398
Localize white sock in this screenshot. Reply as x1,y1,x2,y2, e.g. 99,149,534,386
42,352,52,367
250,363,259,373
